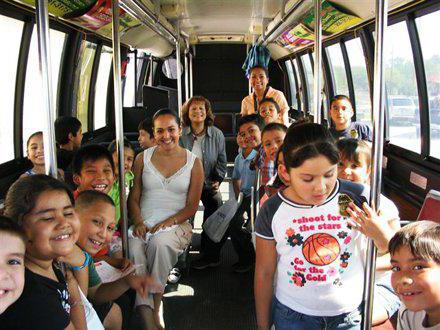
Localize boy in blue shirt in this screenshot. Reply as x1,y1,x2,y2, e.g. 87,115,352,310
193,115,261,272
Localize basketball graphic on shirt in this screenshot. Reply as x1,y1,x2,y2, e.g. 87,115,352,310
302,233,340,266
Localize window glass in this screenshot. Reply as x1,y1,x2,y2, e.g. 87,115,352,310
285,60,298,109
123,52,135,107
416,11,440,159
326,43,349,97
23,27,66,153
345,38,372,125
292,58,303,112
94,45,112,130
384,22,421,153
76,41,97,133
0,16,23,163
300,54,314,113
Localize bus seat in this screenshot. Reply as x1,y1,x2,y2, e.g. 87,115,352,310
122,106,149,133
417,189,440,223
213,113,235,136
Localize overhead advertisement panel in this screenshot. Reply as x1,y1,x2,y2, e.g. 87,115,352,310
276,0,362,50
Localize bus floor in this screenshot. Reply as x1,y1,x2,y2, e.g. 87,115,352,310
163,181,257,329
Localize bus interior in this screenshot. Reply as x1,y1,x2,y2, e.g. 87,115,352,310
1,0,440,328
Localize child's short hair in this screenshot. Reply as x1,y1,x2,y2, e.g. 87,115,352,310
330,94,354,108
152,108,181,127
76,190,115,210
55,116,82,145
262,123,287,139
337,138,371,167
259,97,280,113
4,175,74,225
389,220,440,264
26,131,42,148
181,96,215,127
283,123,339,169
138,118,154,137
0,215,26,244
107,138,134,155
237,114,264,132
73,144,115,175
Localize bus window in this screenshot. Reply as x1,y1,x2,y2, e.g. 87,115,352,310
384,21,421,154
292,58,303,112
416,10,440,159
326,43,349,97
23,27,66,153
94,45,112,130
285,60,299,110
76,41,97,133
345,38,372,125
124,52,136,107
300,54,314,113
0,15,23,163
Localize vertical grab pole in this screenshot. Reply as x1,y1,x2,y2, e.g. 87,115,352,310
184,47,189,102
362,0,388,328
313,0,322,124
189,51,194,98
35,0,58,177
111,0,129,259
175,23,183,116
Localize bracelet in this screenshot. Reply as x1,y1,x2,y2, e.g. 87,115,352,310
66,251,91,271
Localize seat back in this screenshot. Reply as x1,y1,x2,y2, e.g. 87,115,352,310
213,113,235,136
417,189,440,223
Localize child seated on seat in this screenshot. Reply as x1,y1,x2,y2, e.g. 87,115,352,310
64,190,156,329
329,95,372,141
260,123,287,204
0,216,25,315
138,118,156,150
1,175,86,329
389,221,440,330
258,97,282,125
337,138,401,325
21,132,64,179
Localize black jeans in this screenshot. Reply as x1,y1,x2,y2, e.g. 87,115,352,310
200,187,223,252
202,195,255,264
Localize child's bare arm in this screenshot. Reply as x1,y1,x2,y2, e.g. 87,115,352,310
255,237,277,330
59,245,89,295
232,179,241,199
88,273,158,305
65,270,86,330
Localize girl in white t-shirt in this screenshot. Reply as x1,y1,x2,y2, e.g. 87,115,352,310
255,123,391,330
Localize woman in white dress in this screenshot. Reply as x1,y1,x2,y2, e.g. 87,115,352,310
128,108,204,329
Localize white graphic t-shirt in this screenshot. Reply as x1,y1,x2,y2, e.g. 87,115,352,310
256,179,371,317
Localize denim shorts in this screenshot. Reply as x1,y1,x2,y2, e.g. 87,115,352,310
272,297,362,330
375,283,401,317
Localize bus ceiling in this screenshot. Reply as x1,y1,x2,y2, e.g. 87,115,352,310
6,0,420,60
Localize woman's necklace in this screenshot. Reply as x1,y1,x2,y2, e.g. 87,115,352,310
192,127,205,137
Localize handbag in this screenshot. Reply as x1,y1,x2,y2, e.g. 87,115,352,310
202,193,243,243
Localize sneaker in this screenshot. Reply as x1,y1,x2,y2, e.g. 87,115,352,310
233,262,253,273
167,268,181,284
191,257,221,270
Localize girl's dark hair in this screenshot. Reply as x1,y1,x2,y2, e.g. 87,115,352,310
0,215,26,244
108,138,134,155
26,131,43,148
152,108,181,127
282,123,339,169
4,175,74,226
337,138,372,167
181,96,215,127
389,220,440,264
330,94,354,109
